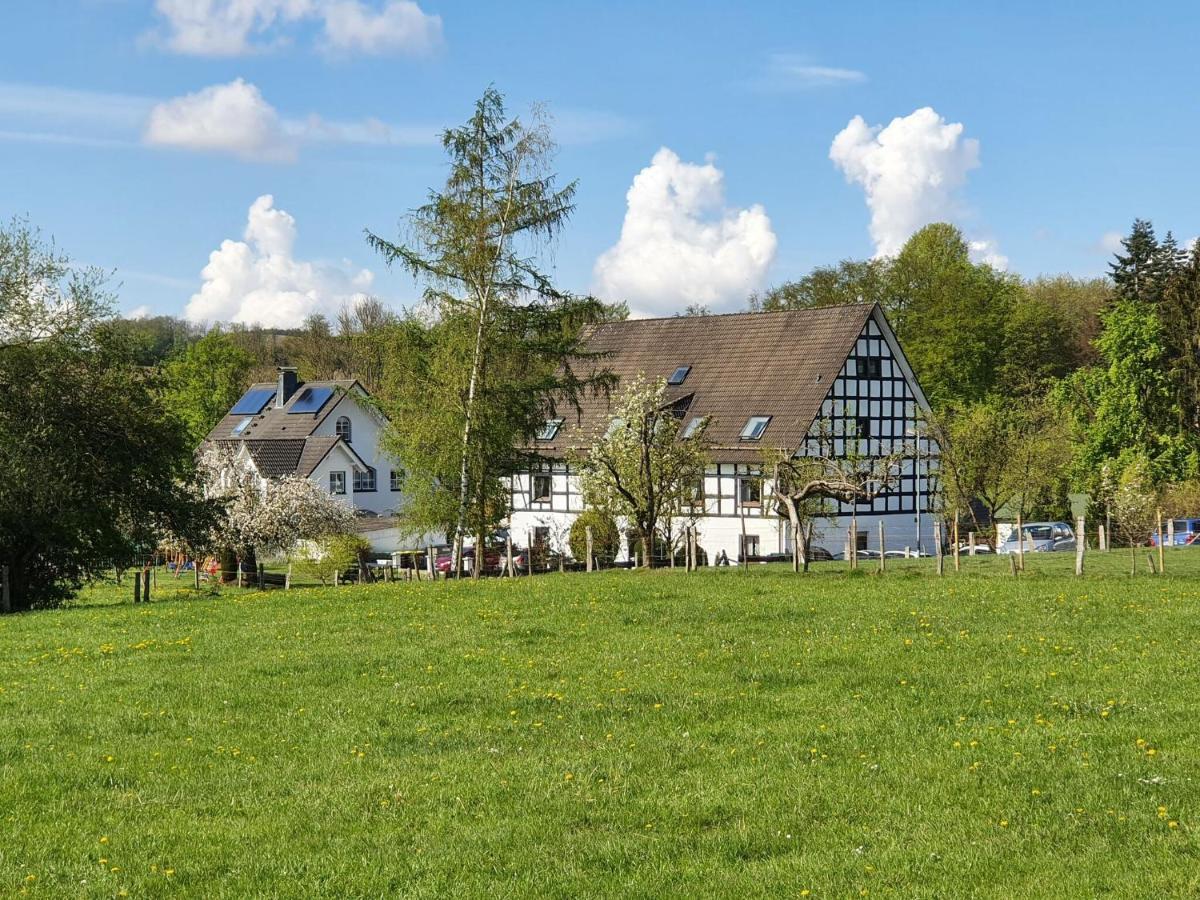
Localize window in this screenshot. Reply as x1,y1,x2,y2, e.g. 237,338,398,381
353,466,377,492
535,418,563,441
681,416,706,439
740,416,771,441
856,531,869,552
860,356,883,379
667,365,691,386
856,417,872,439
390,469,403,491
685,476,705,508
532,473,552,502
329,471,346,495
335,416,352,443
231,416,253,436
741,534,760,560
739,476,762,507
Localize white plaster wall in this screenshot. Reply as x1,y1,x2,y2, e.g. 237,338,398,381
310,392,403,516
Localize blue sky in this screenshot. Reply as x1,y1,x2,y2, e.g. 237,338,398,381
3,1,1198,323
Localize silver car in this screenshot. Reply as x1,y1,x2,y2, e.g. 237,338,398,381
997,521,1076,554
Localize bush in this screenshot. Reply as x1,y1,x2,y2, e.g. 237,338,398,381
568,510,620,563
291,533,371,584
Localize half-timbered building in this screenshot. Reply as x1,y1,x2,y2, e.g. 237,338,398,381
508,303,938,564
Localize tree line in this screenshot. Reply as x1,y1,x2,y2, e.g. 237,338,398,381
4,86,1197,608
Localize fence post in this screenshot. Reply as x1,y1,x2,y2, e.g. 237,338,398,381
585,527,593,572
193,560,201,590
1016,513,1025,572
1157,509,1165,575
258,563,265,590
285,564,292,590
427,544,435,581
953,516,960,572
878,520,886,574
1075,516,1085,576
904,545,910,559
1,565,8,613
134,569,141,604
740,515,748,569
1167,516,1176,548
851,513,858,570
935,522,944,576
143,567,151,603
968,531,976,557
1098,523,1107,552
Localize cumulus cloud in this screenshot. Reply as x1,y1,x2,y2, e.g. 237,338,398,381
150,0,442,57
127,305,153,320
184,195,374,327
830,107,984,258
143,79,439,162
144,79,294,162
320,0,442,55
968,239,1008,271
593,148,777,317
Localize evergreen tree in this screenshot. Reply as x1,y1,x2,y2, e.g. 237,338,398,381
367,88,614,568
1109,219,1161,304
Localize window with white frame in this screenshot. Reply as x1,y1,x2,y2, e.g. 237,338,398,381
353,466,376,492
535,418,563,441
681,416,706,439
740,415,771,440
390,469,403,491
329,471,346,495
335,416,352,443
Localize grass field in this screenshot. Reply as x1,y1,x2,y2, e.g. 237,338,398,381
3,552,1200,897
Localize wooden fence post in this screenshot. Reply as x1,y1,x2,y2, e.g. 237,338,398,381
1016,513,1025,572
585,526,593,573
527,530,534,575
935,522,944,576
878,520,886,574
143,568,151,603
1157,509,1165,575
427,544,435,581
952,516,960,572
1098,523,1107,552
968,531,976,557
285,564,292,590
1075,516,1085,576
1,565,9,613
851,513,858,570
193,560,200,590
1009,554,1017,576
1167,516,1176,548
740,515,748,569
134,569,141,604
257,563,265,590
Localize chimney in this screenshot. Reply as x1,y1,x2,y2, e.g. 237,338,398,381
276,366,299,408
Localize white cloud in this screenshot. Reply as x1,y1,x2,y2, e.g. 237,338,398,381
751,54,867,90
320,0,442,55
184,195,374,327
144,79,295,162
127,305,153,320
593,148,777,317
830,107,984,258
968,239,1008,271
150,0,441,57
1097,230,1124,255
142,78,439,162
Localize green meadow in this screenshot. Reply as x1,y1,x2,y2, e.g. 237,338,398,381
3,552,1200,898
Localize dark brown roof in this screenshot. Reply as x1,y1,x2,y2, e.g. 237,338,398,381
534,304,877,463
202,379,370,478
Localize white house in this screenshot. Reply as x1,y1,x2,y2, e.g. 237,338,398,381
508,303,939,564
202,367,404,521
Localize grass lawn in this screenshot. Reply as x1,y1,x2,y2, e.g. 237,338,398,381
3,551,1200,897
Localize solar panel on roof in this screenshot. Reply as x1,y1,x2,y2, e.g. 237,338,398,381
230,387,275,416
287,386,334,414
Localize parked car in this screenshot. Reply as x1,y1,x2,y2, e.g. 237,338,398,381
435,546,528,575
1150,517,1200,546
956,543,994,554
997,521,1075,554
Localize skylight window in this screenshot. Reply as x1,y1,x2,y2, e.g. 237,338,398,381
231,416,253,436
667,365,691,386
740,415,771,441
681,416,706,439
536,418,564,441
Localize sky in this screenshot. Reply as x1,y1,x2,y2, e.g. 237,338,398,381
3,1,1199,323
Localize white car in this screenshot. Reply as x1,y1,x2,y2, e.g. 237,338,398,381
997,522,1076,554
